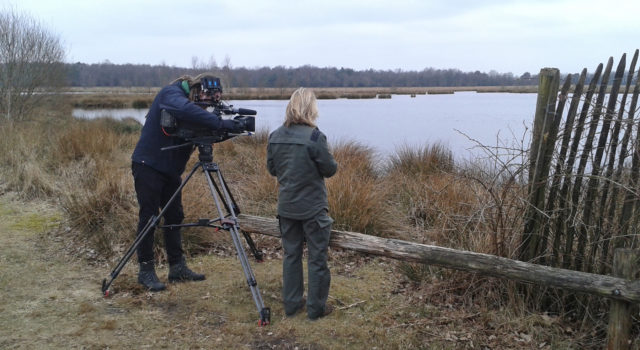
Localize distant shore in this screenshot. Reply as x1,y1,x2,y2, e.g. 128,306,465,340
64,86,538,109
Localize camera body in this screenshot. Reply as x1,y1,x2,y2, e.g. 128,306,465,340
160,101,256,143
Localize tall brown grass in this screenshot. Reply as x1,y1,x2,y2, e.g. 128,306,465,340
0,116,141,255
326,141,396,235
0,121,58,198
0,115,526,269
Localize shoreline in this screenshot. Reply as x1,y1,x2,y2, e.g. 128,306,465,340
63,85,538,109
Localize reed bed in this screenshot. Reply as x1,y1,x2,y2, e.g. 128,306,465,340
64,86,538,108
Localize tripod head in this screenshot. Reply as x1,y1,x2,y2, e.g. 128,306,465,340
160,135,227,163
195,141,214,163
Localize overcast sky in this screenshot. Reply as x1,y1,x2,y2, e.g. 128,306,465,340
4,0,639,75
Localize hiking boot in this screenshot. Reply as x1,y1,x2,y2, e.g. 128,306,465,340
138,261,166,292
168,257,206,282
309,304,333,321
285,297,306,317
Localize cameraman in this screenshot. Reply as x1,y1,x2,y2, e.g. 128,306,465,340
131,73,237,291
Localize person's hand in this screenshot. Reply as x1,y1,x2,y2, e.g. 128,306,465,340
221,119,243,133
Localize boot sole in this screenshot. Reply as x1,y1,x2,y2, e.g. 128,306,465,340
138,282,166,291
168,277,206,283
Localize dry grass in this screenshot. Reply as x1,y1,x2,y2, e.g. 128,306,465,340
0,121,58,198
0,114,626,348
69,93,154,109
0,116,141,256
326,141,396,235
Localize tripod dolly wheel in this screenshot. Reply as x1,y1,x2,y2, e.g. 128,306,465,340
258,307,271,326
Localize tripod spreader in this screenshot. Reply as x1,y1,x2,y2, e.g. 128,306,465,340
160,217,264,262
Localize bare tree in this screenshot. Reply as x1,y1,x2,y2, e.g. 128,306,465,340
0,8,66,120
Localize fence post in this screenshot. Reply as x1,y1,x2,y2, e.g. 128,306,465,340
607,248,639,350
520,68,560,261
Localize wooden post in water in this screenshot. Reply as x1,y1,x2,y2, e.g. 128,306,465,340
520,68,559,262
607,249,639,350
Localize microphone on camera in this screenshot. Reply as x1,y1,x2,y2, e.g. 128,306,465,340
232,107,257,115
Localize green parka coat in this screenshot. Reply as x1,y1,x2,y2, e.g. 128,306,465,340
267,124,338,220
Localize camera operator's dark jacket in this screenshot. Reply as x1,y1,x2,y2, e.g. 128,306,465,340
132,82,233,177
267,124,337,220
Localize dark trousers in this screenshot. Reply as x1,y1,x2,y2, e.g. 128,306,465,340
279,210,332,318
132,162,184,265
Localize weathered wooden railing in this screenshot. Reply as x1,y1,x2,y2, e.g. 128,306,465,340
238,214,639,349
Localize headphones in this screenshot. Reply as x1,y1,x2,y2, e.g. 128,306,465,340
181,80,190,95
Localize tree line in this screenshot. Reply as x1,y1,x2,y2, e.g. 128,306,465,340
65,62,540,88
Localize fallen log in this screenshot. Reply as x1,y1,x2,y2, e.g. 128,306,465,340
238,214,640,304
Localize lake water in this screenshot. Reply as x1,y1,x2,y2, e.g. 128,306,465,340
73,92,537,160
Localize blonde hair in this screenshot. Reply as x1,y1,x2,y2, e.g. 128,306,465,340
285,87,318,127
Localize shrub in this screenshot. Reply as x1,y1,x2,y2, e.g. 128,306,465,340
387,143,454,177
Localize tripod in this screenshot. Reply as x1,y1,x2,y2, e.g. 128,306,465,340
102,139,270,326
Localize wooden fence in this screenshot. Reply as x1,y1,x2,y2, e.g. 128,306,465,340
520,50,640,276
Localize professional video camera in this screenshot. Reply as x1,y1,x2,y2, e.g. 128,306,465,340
160,75,256,143
160,102,256,144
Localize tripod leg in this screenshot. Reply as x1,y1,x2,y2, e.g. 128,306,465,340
102,214,157,296
241,230,264,262
101,163,202,297
217,171,242,214
203,166,270,326
207,165,263,261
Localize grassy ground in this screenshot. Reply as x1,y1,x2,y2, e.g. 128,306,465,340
0,192,590,349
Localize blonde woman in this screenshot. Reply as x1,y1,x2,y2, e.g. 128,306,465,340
267,88,338,320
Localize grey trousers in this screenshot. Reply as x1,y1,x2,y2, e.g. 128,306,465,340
279,210,333,318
